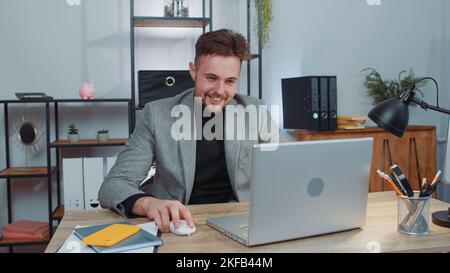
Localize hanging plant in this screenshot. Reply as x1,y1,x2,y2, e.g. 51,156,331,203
253,0,273,49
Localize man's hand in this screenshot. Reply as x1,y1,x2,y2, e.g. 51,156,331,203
132,197,196,233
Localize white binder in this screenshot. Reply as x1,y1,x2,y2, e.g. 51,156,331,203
62,158,84,210
83,157,104,210
106,156,117,176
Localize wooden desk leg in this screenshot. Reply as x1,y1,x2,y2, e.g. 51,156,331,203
380,139,393,191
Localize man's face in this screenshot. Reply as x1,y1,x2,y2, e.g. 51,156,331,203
189,54,241,109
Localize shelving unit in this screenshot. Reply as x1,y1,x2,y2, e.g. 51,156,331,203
50,138,129,148
129,0,262,131
0,98,132,252
134,16,211,28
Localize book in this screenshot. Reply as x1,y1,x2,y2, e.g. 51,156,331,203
2,220,49,235
73,221,162,253
337,124,366,130
337,115,367,130
2,230,49,239
337,115,368,122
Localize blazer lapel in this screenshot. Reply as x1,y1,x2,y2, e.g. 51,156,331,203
177,90,198,204
224,99,241,197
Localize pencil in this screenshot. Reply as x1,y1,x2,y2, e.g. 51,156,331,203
421,178,427,188
377,170,404,196
430,170,442,186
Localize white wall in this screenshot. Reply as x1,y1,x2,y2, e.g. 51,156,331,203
0,0,131,252
263,0,450,199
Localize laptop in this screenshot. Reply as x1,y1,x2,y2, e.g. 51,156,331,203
206,138,373,246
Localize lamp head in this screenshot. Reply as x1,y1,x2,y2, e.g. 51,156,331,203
368,86,415,137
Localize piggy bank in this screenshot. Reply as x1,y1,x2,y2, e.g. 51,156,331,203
79,82,96,100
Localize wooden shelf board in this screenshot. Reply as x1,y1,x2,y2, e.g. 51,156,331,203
0,167,56,178
52,205,64,220
134,17,210,28
51,138,128,147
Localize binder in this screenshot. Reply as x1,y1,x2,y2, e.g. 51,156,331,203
281,76,320,130
83,157,104,210
328,76,338,131
319,77,329,131
106,156,117,177
62,158,84,210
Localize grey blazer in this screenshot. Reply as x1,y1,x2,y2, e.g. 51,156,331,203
98,89,277,215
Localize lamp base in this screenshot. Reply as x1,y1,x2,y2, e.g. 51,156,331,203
431,207,450,228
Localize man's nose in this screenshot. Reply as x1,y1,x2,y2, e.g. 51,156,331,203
214,81,226,96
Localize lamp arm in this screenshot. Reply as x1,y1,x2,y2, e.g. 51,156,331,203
411,97,450,116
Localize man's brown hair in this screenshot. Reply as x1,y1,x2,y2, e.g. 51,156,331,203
195,29,251,66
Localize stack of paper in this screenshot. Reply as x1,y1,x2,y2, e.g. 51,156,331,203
2,220,49,239
337,115,367,130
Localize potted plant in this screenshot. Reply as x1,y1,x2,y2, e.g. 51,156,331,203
97,129,109,142
362,68,428,106
67,124,79,143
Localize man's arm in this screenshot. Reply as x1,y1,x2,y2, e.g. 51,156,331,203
98,103,196,232
98,104,156,215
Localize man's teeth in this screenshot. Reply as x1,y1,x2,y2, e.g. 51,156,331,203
210,96,222,101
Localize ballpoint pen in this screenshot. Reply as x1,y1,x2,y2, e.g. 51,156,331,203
424,170,442,197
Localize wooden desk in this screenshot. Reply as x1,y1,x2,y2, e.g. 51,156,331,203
45,192,450,253
295,126,436,192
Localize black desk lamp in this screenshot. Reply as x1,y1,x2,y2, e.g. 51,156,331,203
368,77,450,228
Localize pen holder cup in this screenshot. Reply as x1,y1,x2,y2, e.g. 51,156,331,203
397,192,431,236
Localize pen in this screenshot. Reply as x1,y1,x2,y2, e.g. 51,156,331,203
382,171,407,196
425,180,441,196
423,170,442,197
421,178,427,188
430,170,442,186
377,170,404,196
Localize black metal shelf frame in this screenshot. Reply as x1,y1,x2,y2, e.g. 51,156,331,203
0,98,132,251
129,0,262,131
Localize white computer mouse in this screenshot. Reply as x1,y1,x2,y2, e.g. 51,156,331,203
169,220,196,236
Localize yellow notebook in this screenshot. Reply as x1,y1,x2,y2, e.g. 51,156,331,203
83,224,141,247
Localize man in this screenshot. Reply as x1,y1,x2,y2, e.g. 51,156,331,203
99,29,279,233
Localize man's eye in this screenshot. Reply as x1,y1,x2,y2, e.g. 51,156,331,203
207,76,216,81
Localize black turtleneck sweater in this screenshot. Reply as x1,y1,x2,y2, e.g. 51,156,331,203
188,112,236,205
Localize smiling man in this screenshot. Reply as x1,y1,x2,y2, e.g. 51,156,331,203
99,29,279,233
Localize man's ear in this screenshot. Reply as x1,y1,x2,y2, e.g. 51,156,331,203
189,62,196,81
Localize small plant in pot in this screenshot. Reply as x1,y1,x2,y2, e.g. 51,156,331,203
68,124,79,143
97,129,109,142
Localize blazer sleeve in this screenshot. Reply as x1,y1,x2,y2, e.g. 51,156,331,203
98,104,156,215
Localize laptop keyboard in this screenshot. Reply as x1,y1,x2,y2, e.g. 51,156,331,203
239,224,249,230
239,225,249,237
